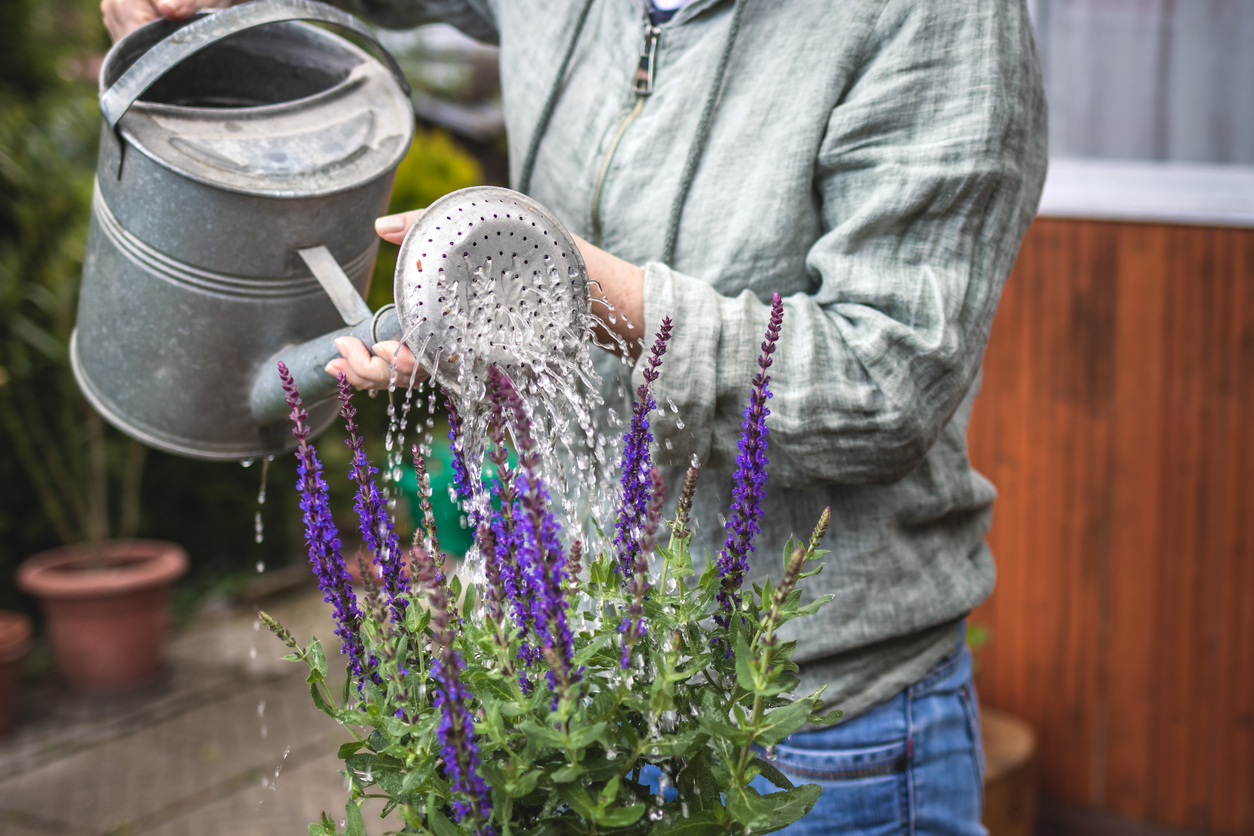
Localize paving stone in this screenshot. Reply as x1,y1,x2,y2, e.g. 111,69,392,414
143,751,400,836
0,587,374,836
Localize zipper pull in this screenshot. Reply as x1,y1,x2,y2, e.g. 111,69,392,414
633,23,661,95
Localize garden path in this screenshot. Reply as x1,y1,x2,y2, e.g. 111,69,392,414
0,579,396,836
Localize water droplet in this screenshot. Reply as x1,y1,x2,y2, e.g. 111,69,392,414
664,439,673,450
241,458,254,468
249,646,257,660
255,560,265,573
648,808,664,822
675,418,685,429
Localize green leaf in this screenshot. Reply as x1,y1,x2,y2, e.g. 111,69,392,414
724,786,774,831
517,720,568,749
567,721,607,750
649,809,726,836
311,683,337,719
508,769,542,798
751,758,795,791
676,752,722,813
598,803,646,828
755,784,822,834
572,635,610,667
309,824,331,836
556,783,597,818
345,799,367,836
307,637,328,684
756,700,813,745
428,804,458,836
551,763,584,783
807,708,843,726
338,740,367,759
671,536,694,579
733,630,759,693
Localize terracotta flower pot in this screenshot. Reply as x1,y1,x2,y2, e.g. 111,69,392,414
17,540,188,694
0,612,32,737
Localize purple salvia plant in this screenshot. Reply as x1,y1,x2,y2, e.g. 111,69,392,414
620,467,665,668
337,376,408,622
614,317,673,574
715,293,784,628
446,400,482,530
414,551,494,834
483,380,533,668
488,366,577,695
279,363,365,676
672,465,700,540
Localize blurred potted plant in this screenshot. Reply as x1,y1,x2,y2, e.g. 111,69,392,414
1,0,186,694
0,611,31,737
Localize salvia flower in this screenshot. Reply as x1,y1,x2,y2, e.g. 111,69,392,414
715,293,784,627
489,366,577,695
620,467,665,668
672,465,700,540
279,363,365,676
418,556,494,833
614,318,673,574
338,376,409,622
446,401,483,530
411,442,444,558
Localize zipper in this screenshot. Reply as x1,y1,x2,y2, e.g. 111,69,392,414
591,20,661,247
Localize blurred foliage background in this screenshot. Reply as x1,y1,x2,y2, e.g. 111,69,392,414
0,0,486,620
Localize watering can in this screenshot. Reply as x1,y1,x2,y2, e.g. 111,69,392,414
72,0,589,461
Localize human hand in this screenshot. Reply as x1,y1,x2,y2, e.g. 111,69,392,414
102,0,235,42
373,208,426,245
326,337,427,391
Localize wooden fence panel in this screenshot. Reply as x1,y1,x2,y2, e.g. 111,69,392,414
968,218,1254,834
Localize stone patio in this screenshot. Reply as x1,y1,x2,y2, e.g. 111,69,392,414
0,577,397,835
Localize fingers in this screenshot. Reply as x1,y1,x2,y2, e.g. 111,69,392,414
102,0,162,41
374,208,426,245
102,0,233,42
326,337,426,391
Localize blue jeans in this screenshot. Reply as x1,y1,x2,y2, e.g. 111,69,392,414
749,639,986,836
642,633,985,836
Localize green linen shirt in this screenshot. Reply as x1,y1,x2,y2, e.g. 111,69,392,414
358,0,1049,720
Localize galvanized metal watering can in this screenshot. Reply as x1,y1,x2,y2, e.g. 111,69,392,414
73,0,589,461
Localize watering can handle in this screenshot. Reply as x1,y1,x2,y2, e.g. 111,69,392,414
99,0,411,132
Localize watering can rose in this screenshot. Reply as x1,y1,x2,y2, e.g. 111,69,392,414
262,294,842,836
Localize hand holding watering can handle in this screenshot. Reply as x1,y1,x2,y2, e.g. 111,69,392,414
99,0,410,131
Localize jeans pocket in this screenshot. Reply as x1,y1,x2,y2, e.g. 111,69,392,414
763,739,909,835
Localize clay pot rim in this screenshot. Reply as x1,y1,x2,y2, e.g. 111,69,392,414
17,540,189,601
0,612,32,664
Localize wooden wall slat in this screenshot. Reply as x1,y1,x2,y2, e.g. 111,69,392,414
968,219,1254,835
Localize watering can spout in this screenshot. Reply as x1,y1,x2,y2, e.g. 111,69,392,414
249,246,402,425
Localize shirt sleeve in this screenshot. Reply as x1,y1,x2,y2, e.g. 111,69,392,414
637,0,1048,488
348,0,497,41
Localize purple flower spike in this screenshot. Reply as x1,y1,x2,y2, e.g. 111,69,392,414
620,467,665,669
715,294,784,627
615,318,673,575
419,562,494,833
337,376,409,623
488,366,578,696
446,401,482,530
279,363,365,676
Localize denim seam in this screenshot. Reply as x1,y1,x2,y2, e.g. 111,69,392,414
905,678,916,836
910,642,965,695
958,682,985,815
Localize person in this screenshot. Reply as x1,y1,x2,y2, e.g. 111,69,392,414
103,0,1047,832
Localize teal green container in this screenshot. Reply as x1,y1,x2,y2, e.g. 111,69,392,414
399,438,515,556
